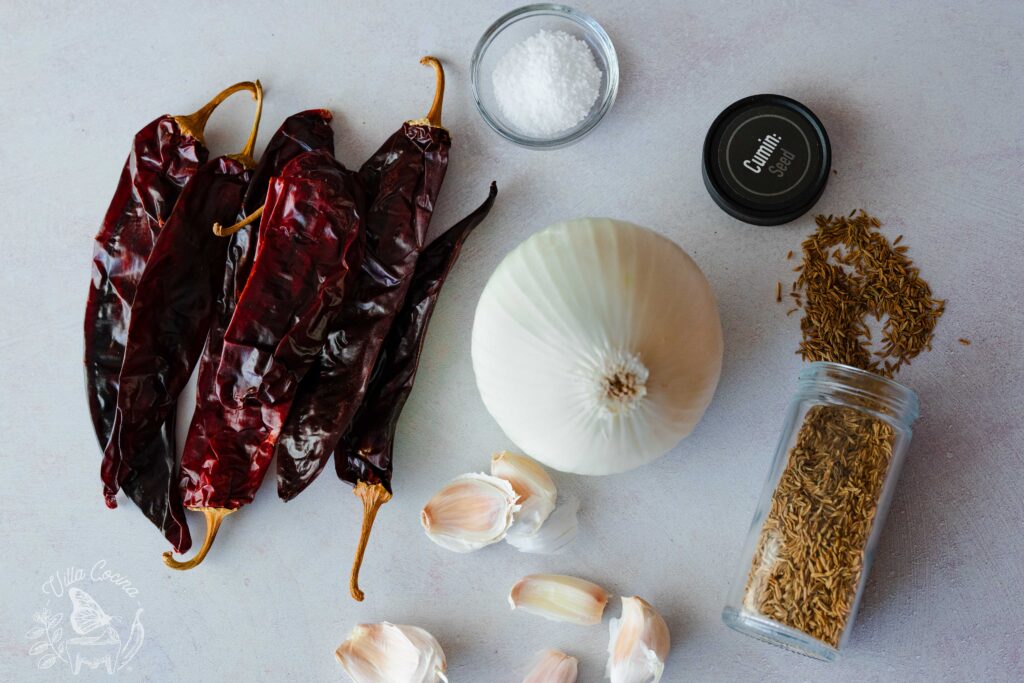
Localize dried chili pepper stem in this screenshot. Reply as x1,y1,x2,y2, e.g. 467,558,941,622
175,81,260,145
349,481,392,602
214,205,263,237
210,81,266,236
162,507,236,570
225,80,264,170
408,56,445,128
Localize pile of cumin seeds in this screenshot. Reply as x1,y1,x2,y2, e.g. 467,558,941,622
743,404,895,648
741,210,944,650
792,211,945,377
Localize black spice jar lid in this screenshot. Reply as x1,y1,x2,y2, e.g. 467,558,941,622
702,94,831,226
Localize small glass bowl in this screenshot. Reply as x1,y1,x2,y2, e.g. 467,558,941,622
471,4,619,149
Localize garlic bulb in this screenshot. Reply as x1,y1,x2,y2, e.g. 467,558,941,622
335,622,448,683
421,473,520,552
509,573,609,625
606,597,670,683
491,451,556,536
471,218,723,475
522,649,579,683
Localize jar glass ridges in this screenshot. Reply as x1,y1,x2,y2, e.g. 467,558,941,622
723,362,919,661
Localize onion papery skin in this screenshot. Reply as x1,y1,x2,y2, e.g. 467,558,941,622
471,218,723,475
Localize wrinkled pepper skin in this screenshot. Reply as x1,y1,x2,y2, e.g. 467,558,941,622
180,111,336,510
84,116,207,451
179,148,362,515
216,149,365,408
102,157,252,552
338,182,497,490
275,122,451,500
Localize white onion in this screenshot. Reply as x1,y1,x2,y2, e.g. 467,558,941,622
471,218,722,475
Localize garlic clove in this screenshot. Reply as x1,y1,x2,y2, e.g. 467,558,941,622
335,622,448,683
606,596,671,683
509,573,609,625
491,451,557,536
421,473,520,553
522,649,579,683
506,496,579,554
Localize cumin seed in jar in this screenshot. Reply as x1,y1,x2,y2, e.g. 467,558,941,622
742,404,895,647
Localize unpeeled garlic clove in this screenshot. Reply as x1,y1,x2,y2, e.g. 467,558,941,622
508,573,609,625
606,596,670,683
506,496,579,554
522,649,578,683
421,473,520,553
335,622,448,683
491,451,557,535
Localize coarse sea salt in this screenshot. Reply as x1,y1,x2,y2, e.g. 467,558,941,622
492,29,602,138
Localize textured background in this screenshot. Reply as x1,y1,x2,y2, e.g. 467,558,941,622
1,1,1022,681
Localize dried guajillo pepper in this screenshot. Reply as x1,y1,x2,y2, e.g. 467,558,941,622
84,81,256,451
163,147,364,569
102,84,264,553
166,110,336,570
275,56,451,504
340,181,497,600
215,150,365,407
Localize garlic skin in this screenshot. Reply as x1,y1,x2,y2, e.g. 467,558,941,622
606,597,671,683
506,496,579,554
471,218,723,475
421,473,520,553
335,622,448,683
491,451,557,536
522,649,579,683
509,573,609,625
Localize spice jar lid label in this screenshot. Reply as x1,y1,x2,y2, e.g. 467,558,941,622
702,94,831,226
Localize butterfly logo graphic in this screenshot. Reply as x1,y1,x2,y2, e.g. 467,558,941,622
68,588,120,637
63,588,143,674
27,563,145,674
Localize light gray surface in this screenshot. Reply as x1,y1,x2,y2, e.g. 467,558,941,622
1,1,1022,681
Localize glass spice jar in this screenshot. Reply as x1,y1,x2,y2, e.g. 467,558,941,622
723,361,919,661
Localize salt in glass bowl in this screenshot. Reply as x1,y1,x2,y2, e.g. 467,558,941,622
471,4,619,149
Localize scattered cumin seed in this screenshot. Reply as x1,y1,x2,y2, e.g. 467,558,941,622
759,212,945,646
789,211,944,378
776,281,782,303
958,338,971,346
787,250,794,260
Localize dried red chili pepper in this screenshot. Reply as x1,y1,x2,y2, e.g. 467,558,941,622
275,57,451,505
101,84,264,553
215,150,365,408
165,145,364,569
165,110,336,569
340,181,497,600
84,82,254,451
163,143,364,565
